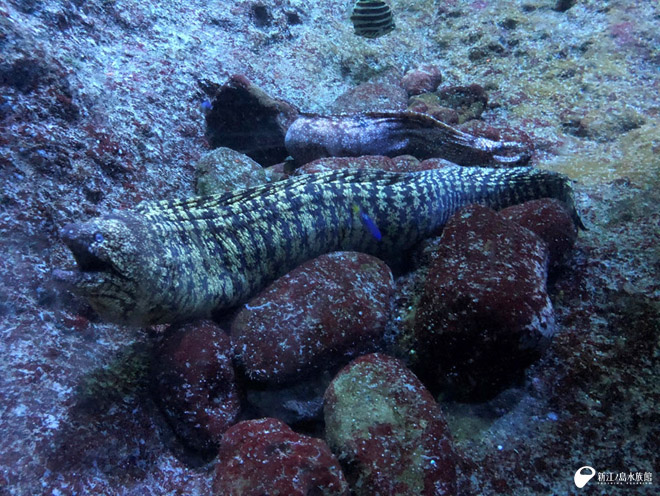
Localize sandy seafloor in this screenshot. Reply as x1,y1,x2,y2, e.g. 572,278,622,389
0,0,658,494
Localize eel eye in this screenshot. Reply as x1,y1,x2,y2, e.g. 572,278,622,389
94,232,104,243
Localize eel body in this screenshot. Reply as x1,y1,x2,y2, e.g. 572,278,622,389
285,112,531,167
55,166,580,326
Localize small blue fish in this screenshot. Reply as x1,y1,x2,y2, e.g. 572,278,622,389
353,204,382,241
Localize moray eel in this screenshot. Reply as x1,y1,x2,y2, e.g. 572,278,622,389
285,112,531,167
54,166,581,326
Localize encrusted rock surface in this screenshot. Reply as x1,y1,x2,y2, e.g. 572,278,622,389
410,204,554,401
329,80,408,113
231,251,393,383
324,353,457,496
500,198,578,271
0,0,658,494
296,155,420,174
213,417,349,496
401,65,443,96
151,321,241,453
194,147,267,196
435,84,489,124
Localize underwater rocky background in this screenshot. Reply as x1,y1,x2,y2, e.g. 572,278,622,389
0,0,658,494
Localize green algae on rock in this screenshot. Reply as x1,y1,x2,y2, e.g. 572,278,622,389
550,119,660,185
194,147,267,196
324,353,457,495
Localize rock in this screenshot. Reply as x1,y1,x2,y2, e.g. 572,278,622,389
330,81,408,113
231,252,393,384
324,353,457,496
250,4,272,28
424,106,460,125
194,147,267,196
296,155,420,174
615,123,660,183
560,106,646,142
263,161,289,182
151,321,241,453
295,156,456,175
435,84,488,124
411,204,554,401
468,41,507,63
407,93,459,124
500,198,578,271
458,119,533,148
205,74,299,166
229,3,303,34
213,418,349,496
417,158,462,171
400,65,443,96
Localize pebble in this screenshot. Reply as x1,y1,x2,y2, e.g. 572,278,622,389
411,204,554,400
194,147,267,195
400,65,443,96
150,321,241,452
213,417,349,495
324,353,457,495
231,252,393,384
500,198,578,271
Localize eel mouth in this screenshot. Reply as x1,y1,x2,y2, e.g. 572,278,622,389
53,225,120,291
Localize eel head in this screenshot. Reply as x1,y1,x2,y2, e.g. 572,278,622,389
53,215,150,325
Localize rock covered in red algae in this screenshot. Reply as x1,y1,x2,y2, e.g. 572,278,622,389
296,155,420,174
231,252,393,384
324,353,457,496
408,84,491,126
330,81,409,113
411,204,554,401
205,74,299,166
400,65,443,96
407,93,460,125
151,321,241,452
295,156,459,175
435,83,489,124
458,119,534,154
213,417,349,496
500,198,578,270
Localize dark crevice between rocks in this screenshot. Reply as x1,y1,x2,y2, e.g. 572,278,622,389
205,75,299,166
554,0,578,13
285,11,302,26
250,4,272,28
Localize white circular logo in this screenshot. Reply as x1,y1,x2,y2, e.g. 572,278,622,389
574,466,596,488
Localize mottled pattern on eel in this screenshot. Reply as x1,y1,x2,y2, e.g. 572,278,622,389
55,166,581,325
